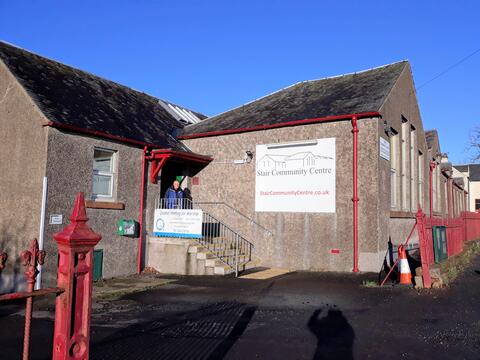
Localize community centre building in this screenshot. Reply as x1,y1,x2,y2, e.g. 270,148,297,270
180,62,468,273
0,41,211,290
0,41,469,290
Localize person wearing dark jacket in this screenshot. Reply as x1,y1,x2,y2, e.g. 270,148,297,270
165,180,184,208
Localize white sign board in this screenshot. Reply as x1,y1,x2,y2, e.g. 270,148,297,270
49,214,63,225
153,209,202,238
379,137,390,161
255,138,336,213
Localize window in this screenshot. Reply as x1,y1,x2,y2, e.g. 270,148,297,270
390,129,399,209
432,163,438,212
92,148,116,199
418,151,424,209
436,166,441,212
410,126,416,211
401,119,409,210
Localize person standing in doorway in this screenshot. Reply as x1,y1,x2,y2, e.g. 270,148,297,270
165,179,184,208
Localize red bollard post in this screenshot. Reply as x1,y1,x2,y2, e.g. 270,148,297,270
52,193,101,360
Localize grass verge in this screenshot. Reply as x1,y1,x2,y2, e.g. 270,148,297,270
433,239,480,286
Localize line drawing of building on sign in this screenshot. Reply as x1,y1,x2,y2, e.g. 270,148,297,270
257,152,334,171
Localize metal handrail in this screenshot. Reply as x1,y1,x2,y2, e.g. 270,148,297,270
155,198,254,276
195,201,274,236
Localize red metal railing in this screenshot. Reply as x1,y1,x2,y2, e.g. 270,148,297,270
464,211,480,242
416,209,480,288
446,216,464,257
383,209,480,288
0,192,101,360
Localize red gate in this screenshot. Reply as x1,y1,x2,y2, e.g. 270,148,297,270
0,192,101,360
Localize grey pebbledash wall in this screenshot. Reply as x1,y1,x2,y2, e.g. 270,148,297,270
41,128,159,286
0,60,48,292
183,117,383,272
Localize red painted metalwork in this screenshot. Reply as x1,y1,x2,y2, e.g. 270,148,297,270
0,239,49,360
150,156,168,184
416,208,432,289
178,112,382,140
53,192,101,360
446,216,464,257
21,238,46,360
147,149,212,184
149,149,213,163
351,115,359,273
464,211,480,241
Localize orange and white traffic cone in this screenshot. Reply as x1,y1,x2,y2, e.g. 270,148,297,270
397,245,412,285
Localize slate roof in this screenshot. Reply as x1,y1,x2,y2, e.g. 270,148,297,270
182,61,408,136
454,164,480,182
454,165,468,173
0,41,200,150
469,164,480,181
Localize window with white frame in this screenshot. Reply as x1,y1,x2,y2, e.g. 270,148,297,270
401,119,409,210
418,151,424,210
410,126,417,211
92,148,117,199
390,129,399,209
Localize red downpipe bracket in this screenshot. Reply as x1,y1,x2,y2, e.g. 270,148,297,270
137,146,148,274
351,115,359,273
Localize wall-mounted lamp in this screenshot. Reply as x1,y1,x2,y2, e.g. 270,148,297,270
233,150,254,165
383,120,395,137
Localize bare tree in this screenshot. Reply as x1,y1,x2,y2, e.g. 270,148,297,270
469,126,480,162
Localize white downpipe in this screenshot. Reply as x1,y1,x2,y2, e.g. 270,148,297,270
35,176,48,290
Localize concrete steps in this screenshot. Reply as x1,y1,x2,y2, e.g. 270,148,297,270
187,241,252,276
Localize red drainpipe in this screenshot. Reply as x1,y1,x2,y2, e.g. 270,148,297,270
351,115,359,273
429,161,436,222
137,146,148,274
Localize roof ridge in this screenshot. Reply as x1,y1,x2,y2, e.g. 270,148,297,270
302,60,409,84
188,60,409,126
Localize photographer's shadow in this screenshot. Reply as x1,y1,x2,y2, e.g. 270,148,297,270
308,308,355,360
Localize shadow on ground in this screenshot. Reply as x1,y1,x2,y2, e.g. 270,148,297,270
308,308,354,360
91,301,256,360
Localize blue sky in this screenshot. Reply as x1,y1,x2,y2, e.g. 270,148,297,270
1,1,479,163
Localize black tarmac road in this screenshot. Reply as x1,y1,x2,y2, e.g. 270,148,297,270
1,257,479,360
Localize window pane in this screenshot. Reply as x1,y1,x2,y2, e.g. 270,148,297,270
93,149,113,172
93,174,112,196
